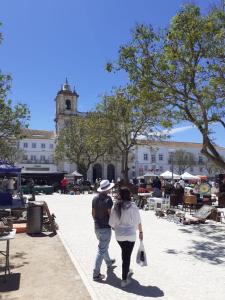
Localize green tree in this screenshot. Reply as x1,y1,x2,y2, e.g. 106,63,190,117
169,149,197,175
55,114,109,178
0,25,30,161
203,157,225,176
97,87,170,183
106,4,225,169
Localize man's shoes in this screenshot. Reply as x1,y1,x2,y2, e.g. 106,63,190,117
128,269,134,277
121,278,131,288
93,273,105,281
107,259,116,269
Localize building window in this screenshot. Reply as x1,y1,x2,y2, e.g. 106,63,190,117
31,155,36,161
144,165,148,171
159,166,163,172
199,167,203,172
49,144,54,149
41,143,45,149
151,154,156,163
32,143,36,148
40,155,45,161
65,99,71,110
143,153,148,161
24,142,28,148
159,154,163,161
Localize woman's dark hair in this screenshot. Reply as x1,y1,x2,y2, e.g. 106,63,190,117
114,187,131,218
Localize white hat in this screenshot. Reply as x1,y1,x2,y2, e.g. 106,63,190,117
97,179,115,193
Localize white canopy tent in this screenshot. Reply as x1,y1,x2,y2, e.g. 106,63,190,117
71,170,83,177
160,170,180,180
143,172,158,178
181,172,199,180
65,170,83,183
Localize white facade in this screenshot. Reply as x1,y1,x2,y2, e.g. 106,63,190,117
15,80,225,181
132,141,225,177
17,130,57,174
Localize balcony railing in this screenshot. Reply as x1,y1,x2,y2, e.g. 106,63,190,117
21,159,55,164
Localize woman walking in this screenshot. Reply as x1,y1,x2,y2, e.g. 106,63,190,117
109,187,143,287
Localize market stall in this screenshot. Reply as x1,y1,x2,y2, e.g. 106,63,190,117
0,160,22,206
160,170,180,180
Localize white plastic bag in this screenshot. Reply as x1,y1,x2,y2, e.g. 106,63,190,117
136,240,148,266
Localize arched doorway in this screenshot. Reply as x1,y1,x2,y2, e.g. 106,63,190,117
107,164,115,182
93,163,102,183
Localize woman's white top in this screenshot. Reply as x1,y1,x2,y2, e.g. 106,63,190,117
109,202,141,242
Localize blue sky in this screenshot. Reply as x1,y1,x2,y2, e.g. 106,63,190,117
1,0,224,147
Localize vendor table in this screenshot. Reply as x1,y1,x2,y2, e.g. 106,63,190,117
0,229,16,279
34,185,54,195
147,197,170,211
21,185,54,195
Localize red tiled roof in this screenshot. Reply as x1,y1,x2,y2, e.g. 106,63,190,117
22,129,55,139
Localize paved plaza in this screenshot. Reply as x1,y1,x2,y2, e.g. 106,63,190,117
38,193,225,300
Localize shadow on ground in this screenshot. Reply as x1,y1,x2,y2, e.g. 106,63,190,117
165,223,225,265
102,268,164,298
27,232,57,238
0,251,29,272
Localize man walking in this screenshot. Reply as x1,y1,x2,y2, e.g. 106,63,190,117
92,179,115,280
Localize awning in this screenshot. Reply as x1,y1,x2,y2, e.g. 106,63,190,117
181,172,199,180
0,160,21,175
160,170,180,179
143,172,158,178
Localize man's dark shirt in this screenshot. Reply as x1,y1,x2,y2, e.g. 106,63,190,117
92,193,113,229
220,182,225,193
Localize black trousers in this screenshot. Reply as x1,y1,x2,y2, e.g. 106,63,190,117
117,241,135,280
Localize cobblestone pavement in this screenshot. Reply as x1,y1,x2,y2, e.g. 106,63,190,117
39,194,225,300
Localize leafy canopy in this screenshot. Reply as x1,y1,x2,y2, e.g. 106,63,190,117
107,4,225,169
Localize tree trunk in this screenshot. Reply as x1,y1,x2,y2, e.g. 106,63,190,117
121,150,129,184
77,163,88,180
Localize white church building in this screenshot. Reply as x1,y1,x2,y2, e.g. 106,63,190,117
16,79,225,182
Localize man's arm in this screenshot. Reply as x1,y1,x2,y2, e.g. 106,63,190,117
92,208,96,219
107,196,113,215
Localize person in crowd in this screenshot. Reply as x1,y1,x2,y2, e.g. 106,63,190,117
179,177,185,188
109,187,143,288
2,177,9,192
164,180,174,198
219,177,225,193
152,176,161,192
27,178,35,200
173,182,185,204
60,177,69,194
92,179,115,281
7,177,15,194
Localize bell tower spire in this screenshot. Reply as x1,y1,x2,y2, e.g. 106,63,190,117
55,78,79,134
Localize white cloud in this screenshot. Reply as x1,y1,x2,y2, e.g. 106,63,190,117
163,125,195,135
137,125,195,140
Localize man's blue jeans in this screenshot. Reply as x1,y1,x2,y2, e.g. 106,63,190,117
93,227,112,276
